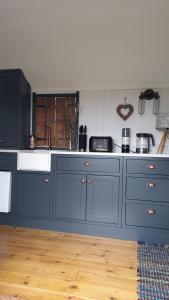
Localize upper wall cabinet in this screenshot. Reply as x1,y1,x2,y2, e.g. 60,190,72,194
33,92,79,150
0,69,31,149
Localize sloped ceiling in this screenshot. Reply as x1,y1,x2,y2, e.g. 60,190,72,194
0,0,169,90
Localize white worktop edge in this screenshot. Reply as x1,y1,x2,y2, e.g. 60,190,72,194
1,149,169,158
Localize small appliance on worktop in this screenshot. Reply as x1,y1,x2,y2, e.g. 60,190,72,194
89,136,113,152
136,133,155,154
79,125,87,152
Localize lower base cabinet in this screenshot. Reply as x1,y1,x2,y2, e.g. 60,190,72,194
16,173,50,218
54,173,86,221
2,154,169,244
86,175,120,224
125,201,169,230
54,173,120,224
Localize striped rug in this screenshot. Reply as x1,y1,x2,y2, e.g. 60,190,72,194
137,243,169,300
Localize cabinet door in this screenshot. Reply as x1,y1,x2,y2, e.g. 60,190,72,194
0,71,19,137
54,173,86,220
0,70,31,149
16,173,50,218
86,175,120,224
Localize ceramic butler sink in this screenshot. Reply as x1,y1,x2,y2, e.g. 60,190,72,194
17,151,51,171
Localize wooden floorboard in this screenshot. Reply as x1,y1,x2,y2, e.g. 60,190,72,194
0,225,137,300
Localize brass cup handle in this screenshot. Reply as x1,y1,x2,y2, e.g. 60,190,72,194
146,209,156,215
147,164,157,170
45,178,49,183
147,182,156,188
81,179,86,183
84,162,91,167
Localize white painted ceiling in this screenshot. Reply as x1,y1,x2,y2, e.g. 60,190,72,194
0,0,169,90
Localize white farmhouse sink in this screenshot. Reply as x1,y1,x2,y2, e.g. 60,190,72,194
17,151,51,172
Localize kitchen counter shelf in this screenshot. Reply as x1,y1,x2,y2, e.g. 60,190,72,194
1,148,169,158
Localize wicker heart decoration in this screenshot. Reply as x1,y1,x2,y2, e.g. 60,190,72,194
116,104,134,121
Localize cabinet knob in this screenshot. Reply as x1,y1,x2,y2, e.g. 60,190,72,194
45,178,49,183
147,164,157,170
0,139,4,143
146,209,156,215
81,178,86,183
88,179,92,184
84,162,91,167
147,182,156,188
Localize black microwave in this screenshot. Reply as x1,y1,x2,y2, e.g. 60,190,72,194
89,136,113,152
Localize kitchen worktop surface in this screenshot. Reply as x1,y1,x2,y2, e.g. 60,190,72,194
0,149,169,158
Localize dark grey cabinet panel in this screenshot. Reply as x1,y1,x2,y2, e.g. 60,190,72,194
2,154,169,243
125,201,169,230
16,173,50,218
0,69,31,149
56,157,120,173
86,175,119,224
54,173,86,221
126,159,169,176
0,153,17,170
54,155,121,224
126,177,169,202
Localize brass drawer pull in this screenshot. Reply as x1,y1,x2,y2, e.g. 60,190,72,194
84,162,91,167
146,209,156,215
147,182,156,188
81,178,86,183
147,164,157,170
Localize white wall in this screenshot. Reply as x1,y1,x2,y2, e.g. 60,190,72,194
79,88,169,153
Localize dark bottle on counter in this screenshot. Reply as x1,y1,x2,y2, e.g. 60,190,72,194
122,128,130,153
79,125,87,151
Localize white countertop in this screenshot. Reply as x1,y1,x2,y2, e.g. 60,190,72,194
1,149,169,158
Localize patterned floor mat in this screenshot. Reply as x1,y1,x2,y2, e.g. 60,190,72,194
137,243,169,300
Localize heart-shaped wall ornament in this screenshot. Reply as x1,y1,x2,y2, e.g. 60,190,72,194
116,104,134,121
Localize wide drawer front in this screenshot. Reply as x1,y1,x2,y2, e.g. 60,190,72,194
56,157,120,173
0,135,17,148
126,177,169,202
126,159,169,175
125,202,169,229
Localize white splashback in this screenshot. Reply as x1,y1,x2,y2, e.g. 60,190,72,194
79,88,169,153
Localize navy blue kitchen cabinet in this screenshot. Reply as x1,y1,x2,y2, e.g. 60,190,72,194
0,69,31,149
123,157,169,234
125,201,169,230
1,153,169,244
54,173,86,221
16,173,51,218
86,175,120,224
54,155,122,225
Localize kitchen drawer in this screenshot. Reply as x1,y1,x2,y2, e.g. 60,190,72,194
55,157,120,173
125,201,169,229
126,177,169,202
0,135,17,148
126,159,169,175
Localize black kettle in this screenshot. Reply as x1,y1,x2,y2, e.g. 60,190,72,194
136,133,155,153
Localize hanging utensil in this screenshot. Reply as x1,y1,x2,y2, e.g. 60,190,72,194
138,89,160,115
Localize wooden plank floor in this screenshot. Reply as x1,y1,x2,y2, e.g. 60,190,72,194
0,226,137,300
